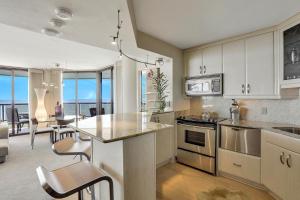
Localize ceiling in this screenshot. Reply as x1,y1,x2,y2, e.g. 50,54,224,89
0,0,156,69
132,0,300,49
0,23,119,70
0,0,136,52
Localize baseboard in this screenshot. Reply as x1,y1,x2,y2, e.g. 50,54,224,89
218,171,266,191
156,158,173,168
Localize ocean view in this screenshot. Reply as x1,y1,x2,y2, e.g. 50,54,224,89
0,75,112,120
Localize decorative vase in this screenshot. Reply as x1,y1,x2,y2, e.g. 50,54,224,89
34,88,48,121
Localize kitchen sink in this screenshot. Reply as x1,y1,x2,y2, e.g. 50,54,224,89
272,127,300,135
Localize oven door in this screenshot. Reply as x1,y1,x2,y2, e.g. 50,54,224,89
177,123,215,157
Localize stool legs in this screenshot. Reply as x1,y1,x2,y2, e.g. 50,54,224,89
78,191,83,200
106,177,114,200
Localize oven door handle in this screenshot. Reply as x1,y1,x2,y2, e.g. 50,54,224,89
177,123,215,130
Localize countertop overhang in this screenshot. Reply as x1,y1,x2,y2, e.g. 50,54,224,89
70,112,173,143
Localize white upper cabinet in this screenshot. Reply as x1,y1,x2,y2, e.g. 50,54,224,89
223,32,278,98
185,45,222,77
202,45,222,75
246,32,275,96
186,49,203,77
223,39,246,96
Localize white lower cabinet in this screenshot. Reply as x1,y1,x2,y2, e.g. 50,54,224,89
152,112,175,167
218,148,261,183
261,142,287,199
262,130,300,200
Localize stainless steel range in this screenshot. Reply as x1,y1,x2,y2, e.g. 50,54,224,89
176,116,224,175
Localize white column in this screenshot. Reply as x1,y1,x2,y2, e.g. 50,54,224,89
115,57,138,113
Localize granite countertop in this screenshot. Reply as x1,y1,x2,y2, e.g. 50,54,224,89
219,119,300,139
70,112,173,143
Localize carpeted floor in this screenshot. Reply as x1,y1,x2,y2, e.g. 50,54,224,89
0,133,80,200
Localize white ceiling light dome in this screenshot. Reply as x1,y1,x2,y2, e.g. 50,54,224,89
41,28,61,37
49,18,66,28
54,7,73,20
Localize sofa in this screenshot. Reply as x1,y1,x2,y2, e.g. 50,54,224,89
0,122,9,163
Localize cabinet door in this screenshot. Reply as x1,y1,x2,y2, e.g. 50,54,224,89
261,142,287,200
186,50,203,77
246,32,275,96
287,150,300,200
223,40,246,96
155,113,174,166
202,45,222,75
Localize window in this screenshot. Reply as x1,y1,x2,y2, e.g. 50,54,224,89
63,67,114,118
101,68,113,114
0,69,28,135
140,70,147,112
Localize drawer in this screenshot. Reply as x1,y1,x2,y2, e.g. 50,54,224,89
218,148,261,183
220,125,261,156
177,149,215,174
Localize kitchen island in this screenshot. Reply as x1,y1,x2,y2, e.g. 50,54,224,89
70,112,172,200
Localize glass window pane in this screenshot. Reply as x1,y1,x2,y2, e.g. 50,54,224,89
141,71,147,112
14,71,29,125
0,71,12,122
14,76,28,104
101,69,112,114
63,77,76,116
78,77,96,117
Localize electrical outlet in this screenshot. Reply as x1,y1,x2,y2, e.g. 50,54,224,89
261,107,268,115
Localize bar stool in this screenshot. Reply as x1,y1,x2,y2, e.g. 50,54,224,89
78,132,92,141
52,137,91,161
36,161,114,200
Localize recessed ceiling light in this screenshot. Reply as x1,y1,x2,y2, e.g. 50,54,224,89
49,18,65,28
54,7,73,20
41,28,61,37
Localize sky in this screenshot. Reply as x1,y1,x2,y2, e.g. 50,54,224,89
63,78,111,103
0,75,28,103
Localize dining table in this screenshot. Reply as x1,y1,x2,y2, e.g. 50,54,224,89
30,115,82,149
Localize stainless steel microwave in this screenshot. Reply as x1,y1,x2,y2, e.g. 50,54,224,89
185,73,223,96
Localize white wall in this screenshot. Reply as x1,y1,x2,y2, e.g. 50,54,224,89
136,31,190,111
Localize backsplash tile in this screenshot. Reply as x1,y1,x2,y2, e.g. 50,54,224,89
190,96,300,125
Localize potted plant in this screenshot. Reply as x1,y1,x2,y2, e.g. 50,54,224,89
148,69,168,112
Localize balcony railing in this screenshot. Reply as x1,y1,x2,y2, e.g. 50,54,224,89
63,102,112,116
0,103,29,122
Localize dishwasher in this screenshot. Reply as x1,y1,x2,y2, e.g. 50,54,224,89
220,125,261,157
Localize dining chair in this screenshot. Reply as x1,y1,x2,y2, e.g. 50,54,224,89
6,107,29,133
31,118,55,149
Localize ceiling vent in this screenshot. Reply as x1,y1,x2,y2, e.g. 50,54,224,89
41,28,61,37
49,18,66,28
54,7,73,20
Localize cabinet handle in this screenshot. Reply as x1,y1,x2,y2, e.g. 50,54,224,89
242,84,245,94
200,66,203,74
280,152,286,165
286,154,292,168
247,84,250,94
203,66,206,74
233,163,242,167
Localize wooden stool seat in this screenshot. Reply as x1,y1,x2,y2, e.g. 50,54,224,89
52,138,91,161
36,161,114,199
